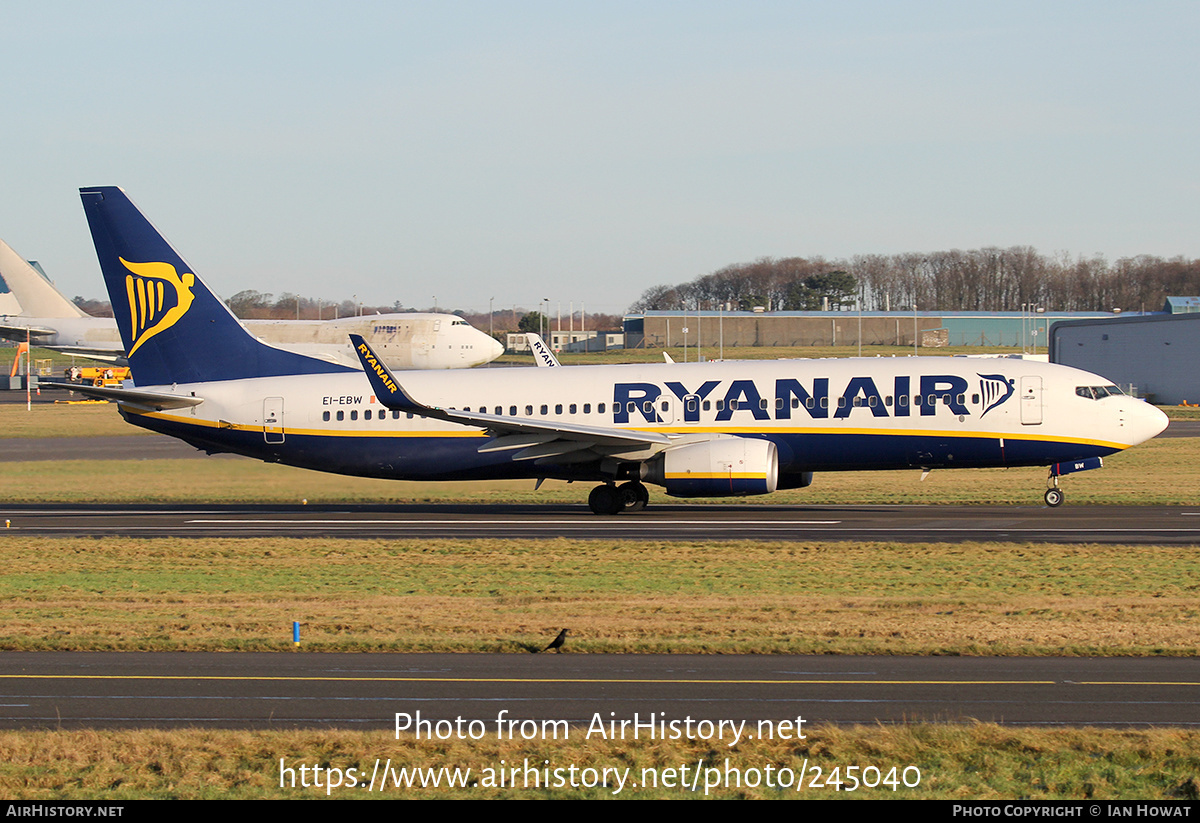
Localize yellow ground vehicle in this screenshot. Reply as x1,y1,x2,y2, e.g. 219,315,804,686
64,365,131,387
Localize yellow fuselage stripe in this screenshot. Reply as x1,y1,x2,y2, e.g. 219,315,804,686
125,409,1132,451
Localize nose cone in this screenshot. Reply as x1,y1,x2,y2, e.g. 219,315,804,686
1127,400,1169,445
484,334,504,363
463,330,505,367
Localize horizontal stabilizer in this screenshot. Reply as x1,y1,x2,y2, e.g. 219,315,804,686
0,322,58,341
41,346,128,365
42,380,204,411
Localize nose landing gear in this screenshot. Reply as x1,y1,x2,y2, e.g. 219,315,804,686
1043,456,1103,507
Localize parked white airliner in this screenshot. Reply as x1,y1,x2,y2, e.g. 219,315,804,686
77,187,1167,513
0,237,502,369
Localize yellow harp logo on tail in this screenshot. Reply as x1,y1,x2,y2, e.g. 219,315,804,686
120,258,196,356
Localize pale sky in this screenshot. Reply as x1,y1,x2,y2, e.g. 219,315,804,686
1,1,1196,315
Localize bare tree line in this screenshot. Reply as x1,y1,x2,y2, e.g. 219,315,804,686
631,248,1200,314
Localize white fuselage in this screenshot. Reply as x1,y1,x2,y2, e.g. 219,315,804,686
117,356,1168,486
0,312,503,370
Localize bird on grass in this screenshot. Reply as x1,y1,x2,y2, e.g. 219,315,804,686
543,628,568,653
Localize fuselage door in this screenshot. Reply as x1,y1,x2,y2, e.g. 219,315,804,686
682,394,700,425
1020,376,1042,425
264,396,285,443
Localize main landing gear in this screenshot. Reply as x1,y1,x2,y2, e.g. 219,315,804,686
588,481,650,515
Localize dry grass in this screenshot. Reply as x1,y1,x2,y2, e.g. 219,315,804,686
1,725,1198,799
1,537,1197,655
0,401,153,439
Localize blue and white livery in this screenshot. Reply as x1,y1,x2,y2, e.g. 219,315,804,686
78,187,1168,514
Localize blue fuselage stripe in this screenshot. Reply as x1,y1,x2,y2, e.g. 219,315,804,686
128,413,1118,482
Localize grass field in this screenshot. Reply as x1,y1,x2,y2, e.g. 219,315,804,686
0,400,154,439
0,536,1196,655
3,725,1199,799
2,533,1199,799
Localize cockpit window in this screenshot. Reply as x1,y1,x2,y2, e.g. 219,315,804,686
1076,385,1124,400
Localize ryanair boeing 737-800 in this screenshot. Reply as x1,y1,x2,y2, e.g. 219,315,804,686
76,187,1167,514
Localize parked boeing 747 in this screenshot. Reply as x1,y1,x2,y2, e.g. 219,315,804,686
78,187,1168,513
0,236,502,369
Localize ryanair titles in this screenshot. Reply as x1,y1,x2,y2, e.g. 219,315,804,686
356,342,398,395
612,373,1015,425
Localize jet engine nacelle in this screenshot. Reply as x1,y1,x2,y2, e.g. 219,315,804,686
646,437,779,498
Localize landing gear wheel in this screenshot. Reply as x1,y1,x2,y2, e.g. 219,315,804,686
618,481,650,512
1044,488,1064,507
588,484,623,515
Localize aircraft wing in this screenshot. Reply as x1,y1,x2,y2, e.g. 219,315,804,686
350,334,671,452
41,380,204,412
41,346,128,364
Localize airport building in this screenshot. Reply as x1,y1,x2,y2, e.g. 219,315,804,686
622,309,1116,352
506,330,625,353
1050,309,1200,404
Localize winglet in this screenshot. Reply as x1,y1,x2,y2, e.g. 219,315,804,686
349,333,425,412
526,333,560,367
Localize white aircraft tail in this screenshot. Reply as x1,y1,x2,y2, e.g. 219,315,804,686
0,239,88,318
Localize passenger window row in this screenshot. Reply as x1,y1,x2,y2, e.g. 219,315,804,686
319,392,986,423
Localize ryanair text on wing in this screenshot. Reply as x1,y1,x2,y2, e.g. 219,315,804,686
356,343,399,394
121,258,196,356
612,373,1016,425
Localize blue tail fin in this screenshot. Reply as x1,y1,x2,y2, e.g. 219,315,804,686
79,187,354,385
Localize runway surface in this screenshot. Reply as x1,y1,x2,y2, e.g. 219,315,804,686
2,501,1199,543
1156,419,1200,437
2,652,1197,730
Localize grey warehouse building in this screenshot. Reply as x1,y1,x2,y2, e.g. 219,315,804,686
1050,312,1200,404
624,310,1113,351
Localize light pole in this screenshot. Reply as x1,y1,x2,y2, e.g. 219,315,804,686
1022,303,1032,355
719,301,725,360
913,304,918,356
